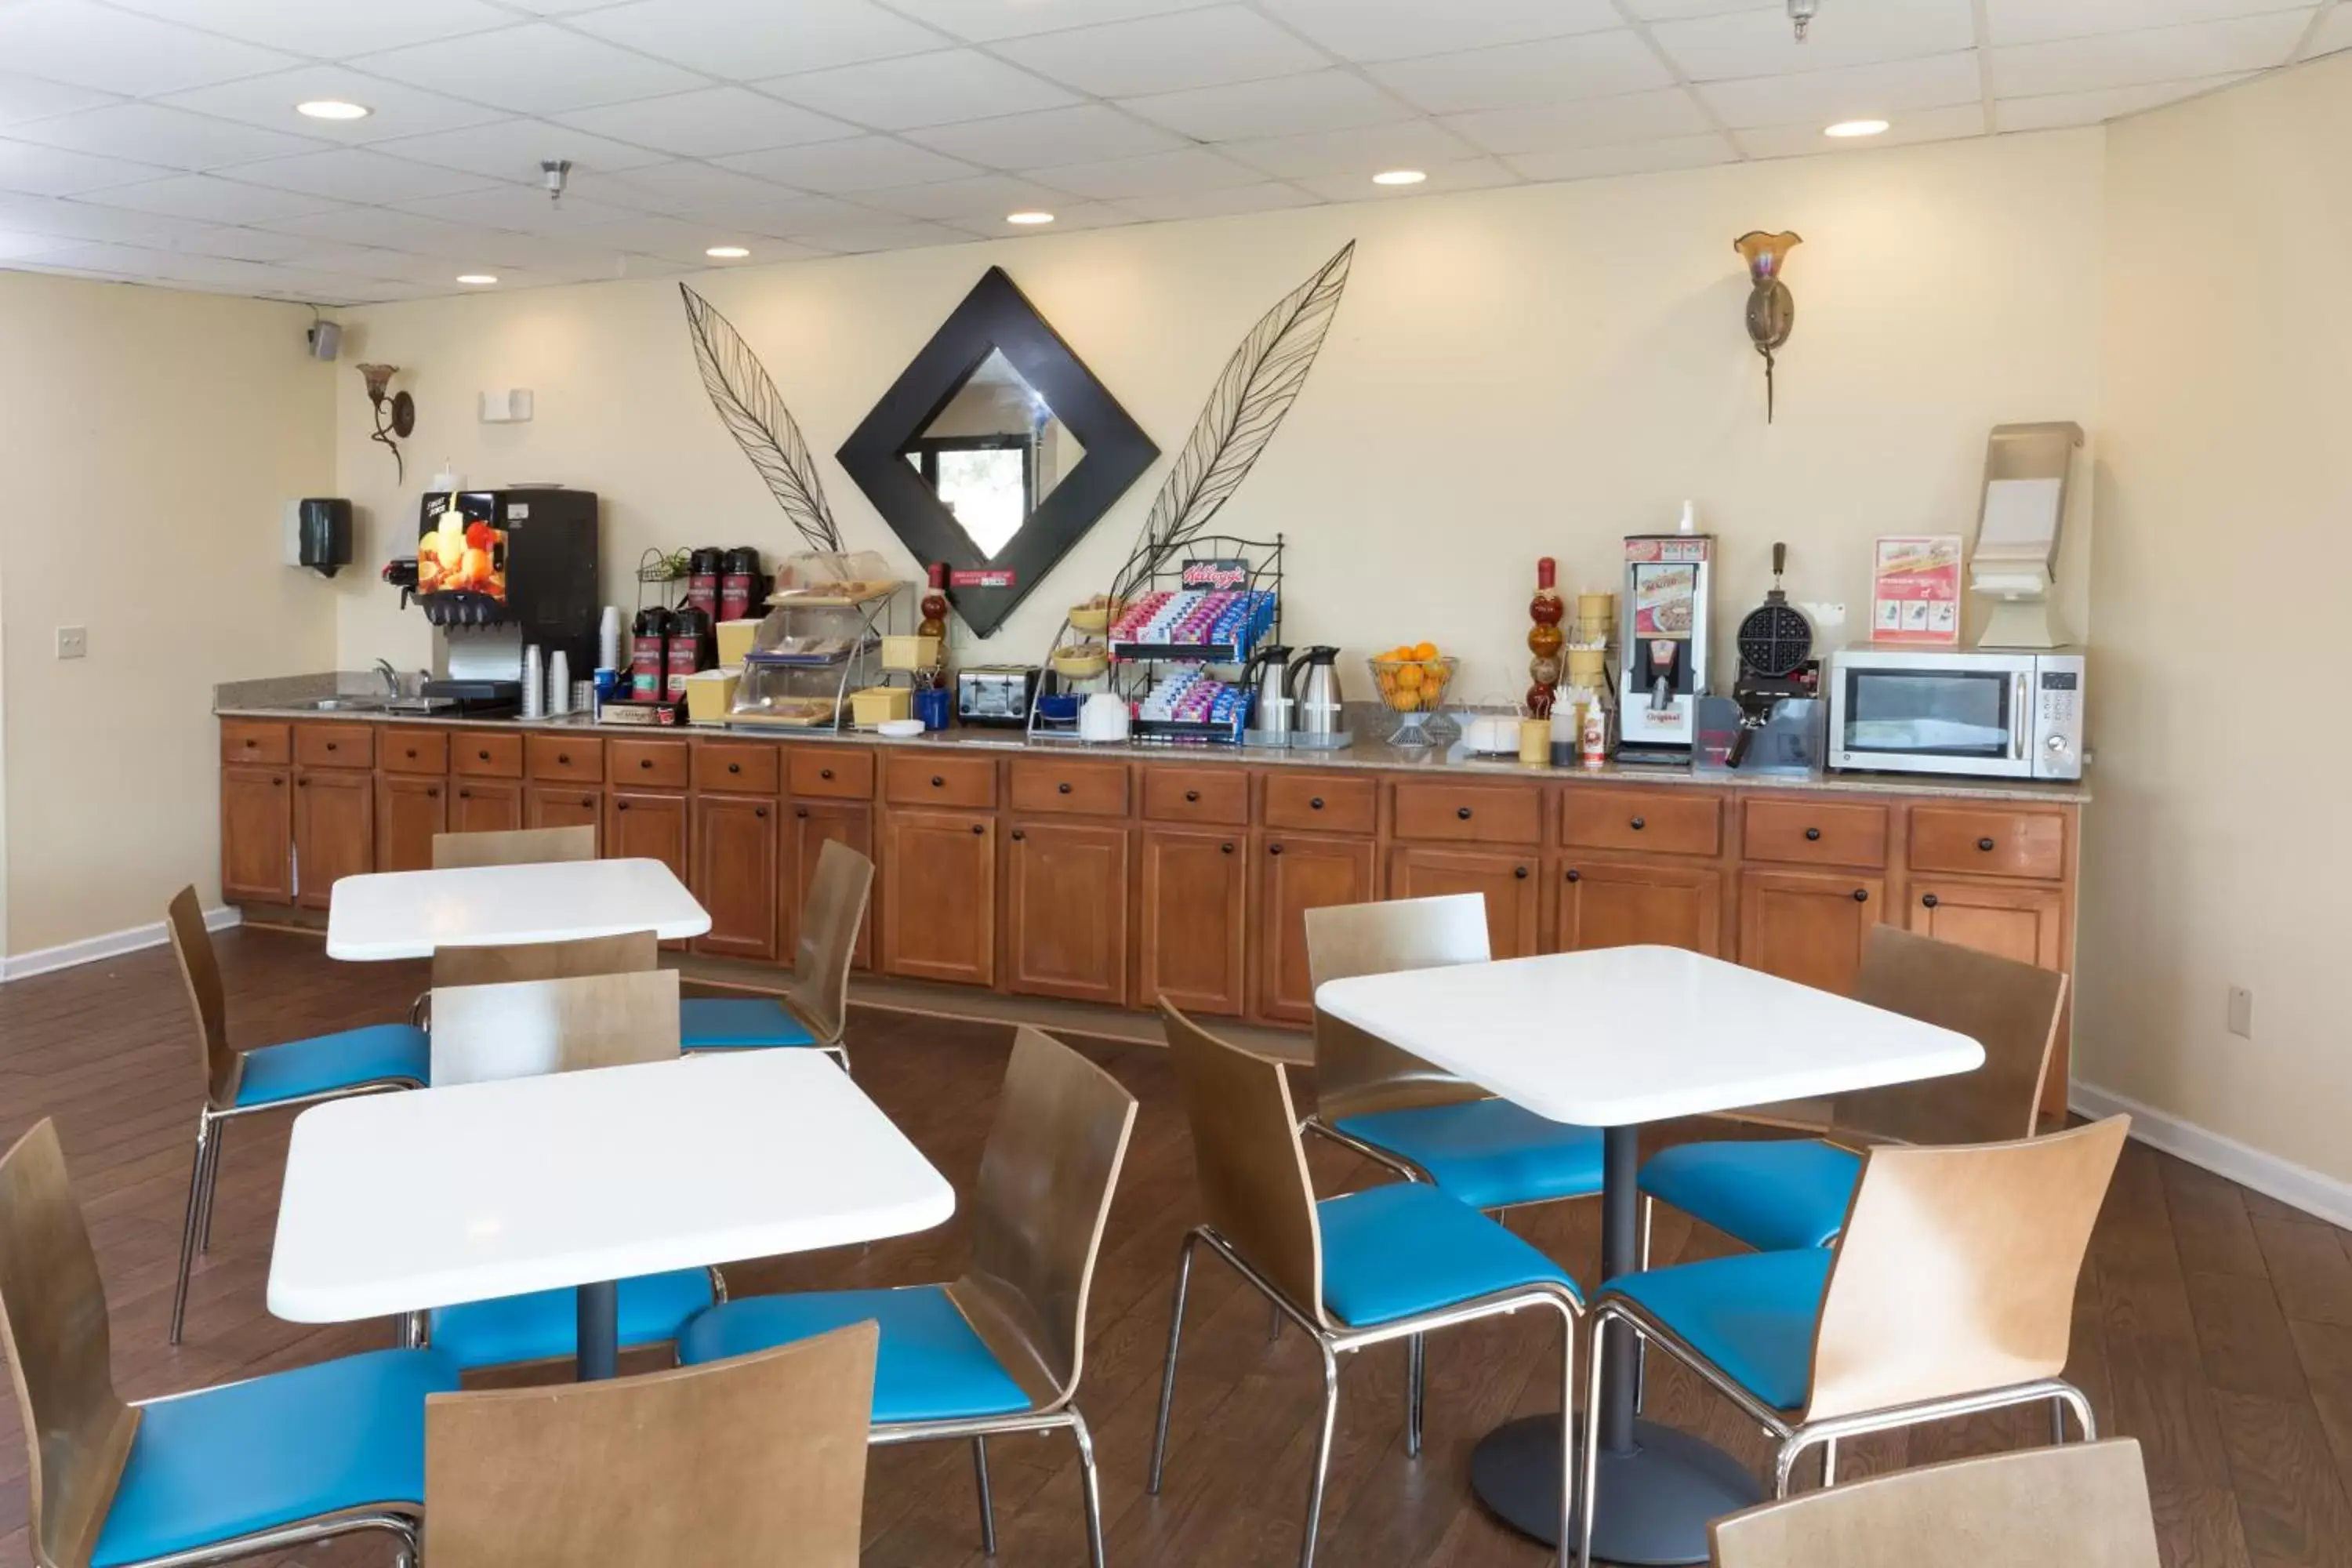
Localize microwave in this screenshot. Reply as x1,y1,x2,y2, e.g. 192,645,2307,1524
1825,646,2085,781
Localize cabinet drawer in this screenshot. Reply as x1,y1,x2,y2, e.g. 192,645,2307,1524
1142,766,1250,826
1392,779,1543,846
1560,787,1721,857
294,723,372,770
1262,772,1376,835
1008,757,1129,817
1909,805,2067,882
1743,798,1888,869
528,734,604,784
453,731,524,779
694,739,779,794
609,738,690,790
220,720,290,766
885,753,997,809
379,731,448,776
788,748,875,800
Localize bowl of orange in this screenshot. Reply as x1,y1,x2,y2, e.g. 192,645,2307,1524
1367,643,1457,746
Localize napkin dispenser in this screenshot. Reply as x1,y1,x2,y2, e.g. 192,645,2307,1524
1968,421,2082,648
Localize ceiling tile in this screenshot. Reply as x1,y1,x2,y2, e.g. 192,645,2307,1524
760,49,1079,129
255,204,500,252
884,0,1214,42
80,173,350,223
556,212,746,262
564,0,949,79
1367,31,1674,113
396,184,641,233
1994,73,2252,129
1220,117,1482,179
1618,0,1780,17
994,7,1330,96
0,230,78,260
0,1,299,96
716,192,887,237
1109,181,1320,221
1696,50,1983,127
174,224,314,261
9,103,329,171
0,70,117,129
1118,68,1414,142
853,172,1072,220
1985,0,2313,48
1441,88,1712,154
1503,132,1738,182
355,24,710,115
2306,2,2352,55
225,147,504,203
716,134,979,191
0,191,219,244
1988,11,2310,94
373,119,669,181
903,103,1181,168
796,219,971,252
103,0,517,56
160,68,510,144
1651,0,1977,81
1294,154,1518,201
942,200,1138,235
1256,0,1621,63
560,160,801,214
550,87,855,158
0,139,171,196
266,242,416,278
1735,100,1985,158
1023,144,1265,198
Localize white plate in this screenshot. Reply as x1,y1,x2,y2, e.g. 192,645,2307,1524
875,718,925,739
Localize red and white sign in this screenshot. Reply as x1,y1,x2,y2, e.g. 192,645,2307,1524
949,568,1016,590
1871,535,1962,645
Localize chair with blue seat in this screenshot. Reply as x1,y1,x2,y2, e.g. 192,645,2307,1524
678,1025,1137,1568
1149,1004,1585,1568
678,839,873,1069
1,1117,462,1568
163,885,428,1345
1638,927,2069,1259
1577,1114,2130,1568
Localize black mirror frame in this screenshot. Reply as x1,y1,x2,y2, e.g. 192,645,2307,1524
835,267,1158,637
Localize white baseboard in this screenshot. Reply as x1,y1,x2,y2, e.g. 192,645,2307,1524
1,906,241,983
2071,1079,2352,1230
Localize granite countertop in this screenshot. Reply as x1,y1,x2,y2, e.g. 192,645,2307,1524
216,673,2092,804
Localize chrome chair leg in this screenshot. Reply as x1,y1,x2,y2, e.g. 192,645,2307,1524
1406,1334,1426,1457
1270,1298,1284,1341
971,1436,996,1556
1148,1232,1199,1493
1298,1340,1341,1568
1553,1298,1577,1568
169,1113,212,1345
1069,1409,1108,1568
1821,1436,1838,1487
197,1116,226,1253
1773,1434,1808,1499
1632,1195,1653,1414
1577,1310,1609,1568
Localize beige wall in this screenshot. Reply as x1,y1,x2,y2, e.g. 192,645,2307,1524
0,270,336,956
2081,51,2352,1186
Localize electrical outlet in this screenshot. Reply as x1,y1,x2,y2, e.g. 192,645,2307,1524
2227,985,2253,1040
55,626,86,660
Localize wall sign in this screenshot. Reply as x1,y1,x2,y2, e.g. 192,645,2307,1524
1872,535,1962,644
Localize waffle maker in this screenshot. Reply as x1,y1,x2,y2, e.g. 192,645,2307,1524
1727,543,1817,768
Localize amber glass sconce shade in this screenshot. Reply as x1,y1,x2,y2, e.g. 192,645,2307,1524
357,362,415,481
1733,230,1802,423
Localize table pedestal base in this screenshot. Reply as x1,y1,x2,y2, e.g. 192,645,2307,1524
1470,1414,1762,1566
576,1279,619,1381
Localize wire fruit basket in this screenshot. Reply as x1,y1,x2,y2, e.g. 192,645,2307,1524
1368,654,1458,747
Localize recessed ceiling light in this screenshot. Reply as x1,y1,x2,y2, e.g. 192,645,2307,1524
1824,118,1889,138
296,100,371,122
1006,211,1054,225
1371,169,1427,186
705,245,751,259
456,274,498,285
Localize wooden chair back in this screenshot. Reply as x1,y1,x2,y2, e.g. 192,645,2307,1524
1160,1003,1328,1328
783,840,873,1044
1709,1439,2159,1567
424,1321,877,1568
1831,926,2070,1147
430,825,597,869
164,885,240,1110
1303,894,1490,1122
429,970,681,1087
948,1028,1138,1409
0,1121,137,1568
430,931,659,989
1804,1115,2128,1422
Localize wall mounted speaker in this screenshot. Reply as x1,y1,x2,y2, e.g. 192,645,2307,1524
307,321,341,361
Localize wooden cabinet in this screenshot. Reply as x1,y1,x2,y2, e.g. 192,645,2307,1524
1906,877,2065,969
1004,821,1130,1005
880,811,996,986
292,768,372,910
692,793,780,962
220,765,292,904
609,739,691,790
379,731,447,776
1262,773,1377,835
1390,780,1544,847
452,732,524,779
1553,858,1724,956
1908,805,2067,882
527,783,602,845
1561,787,1722,857
605,789,689,880
1739,869,1886,995
1138,828,1247,1017
374,774,447,874
1387,844,1541,959
449,779,523,835
788,801,874,971
1255,832,1377,1024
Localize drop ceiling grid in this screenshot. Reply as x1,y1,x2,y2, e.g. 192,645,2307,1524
0,0,2333,303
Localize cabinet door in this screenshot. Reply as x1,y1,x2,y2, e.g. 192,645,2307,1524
292,769,373,910
1004,821,1129,1006
374,774,447,874
527,783,603,848
1387,844,1541,959
693,793,781,962
1138,828,1248,1017
450,779,524,836
606,790,689,878
1553,858,1725,956
1255,833,1377,1024
220,765,292,904
880,810,996,986
788,801,874,971
1739,869,1886,995
1905,877,2064,968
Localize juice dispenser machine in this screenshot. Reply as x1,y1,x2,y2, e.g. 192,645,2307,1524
399,487,599,712
1617,518,1714,763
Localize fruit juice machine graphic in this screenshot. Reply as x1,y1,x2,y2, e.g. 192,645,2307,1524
1618,531,1715,762
410,488,599,706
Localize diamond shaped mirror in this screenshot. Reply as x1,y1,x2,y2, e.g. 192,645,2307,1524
837,267,1157,637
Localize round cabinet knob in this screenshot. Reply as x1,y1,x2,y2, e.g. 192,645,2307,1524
458,789,470,799
404,748,417,760
1629,815,1646,830
1220,842,1234,855
796,806,809,818
1564,869,1581,883
324,742,337,752
579,796,593,808
1309,797,1324,810
931,775,946,788
1058,782,1073,794
971,823,985,836
1457,806,1473,821
616,800,630,811
1011,829,1025,841
1513,866,1528,880
1185,789,1200,803
296,778,308,787
1804,826,1821,841
272,777,283,787
426,787,438,798
754,807,767,818
1977,837,1996,852
1269,843,1285,856
821,768,835,780
1851,887,1869,902
640,758,653,770
1922,892,1940,908
477,749,490,760
558,753,572,764
728,762,741,774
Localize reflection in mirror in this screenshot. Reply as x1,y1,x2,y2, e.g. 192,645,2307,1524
898,349,1086,558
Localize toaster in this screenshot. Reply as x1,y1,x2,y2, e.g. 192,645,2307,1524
956,665,1038,728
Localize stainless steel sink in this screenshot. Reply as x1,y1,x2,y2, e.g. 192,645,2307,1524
302,696,387,712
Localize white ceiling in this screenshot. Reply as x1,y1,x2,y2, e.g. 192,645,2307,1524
0,0,2339,304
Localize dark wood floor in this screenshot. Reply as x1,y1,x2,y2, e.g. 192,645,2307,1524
3,929,2350,1567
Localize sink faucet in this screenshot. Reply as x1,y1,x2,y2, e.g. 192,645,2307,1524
373,658,400,699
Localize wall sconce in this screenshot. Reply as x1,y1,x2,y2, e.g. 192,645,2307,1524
357,362,414,480
1733,230,1801,423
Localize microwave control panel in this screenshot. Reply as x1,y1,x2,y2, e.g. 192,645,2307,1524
2032,660,2086,779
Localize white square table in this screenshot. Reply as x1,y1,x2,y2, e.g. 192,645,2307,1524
1315,944,1984,1567
324,858,712,960
270,1051,955,1380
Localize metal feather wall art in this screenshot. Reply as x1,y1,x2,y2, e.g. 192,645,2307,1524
679,283,841,553
1109,240,1356,604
